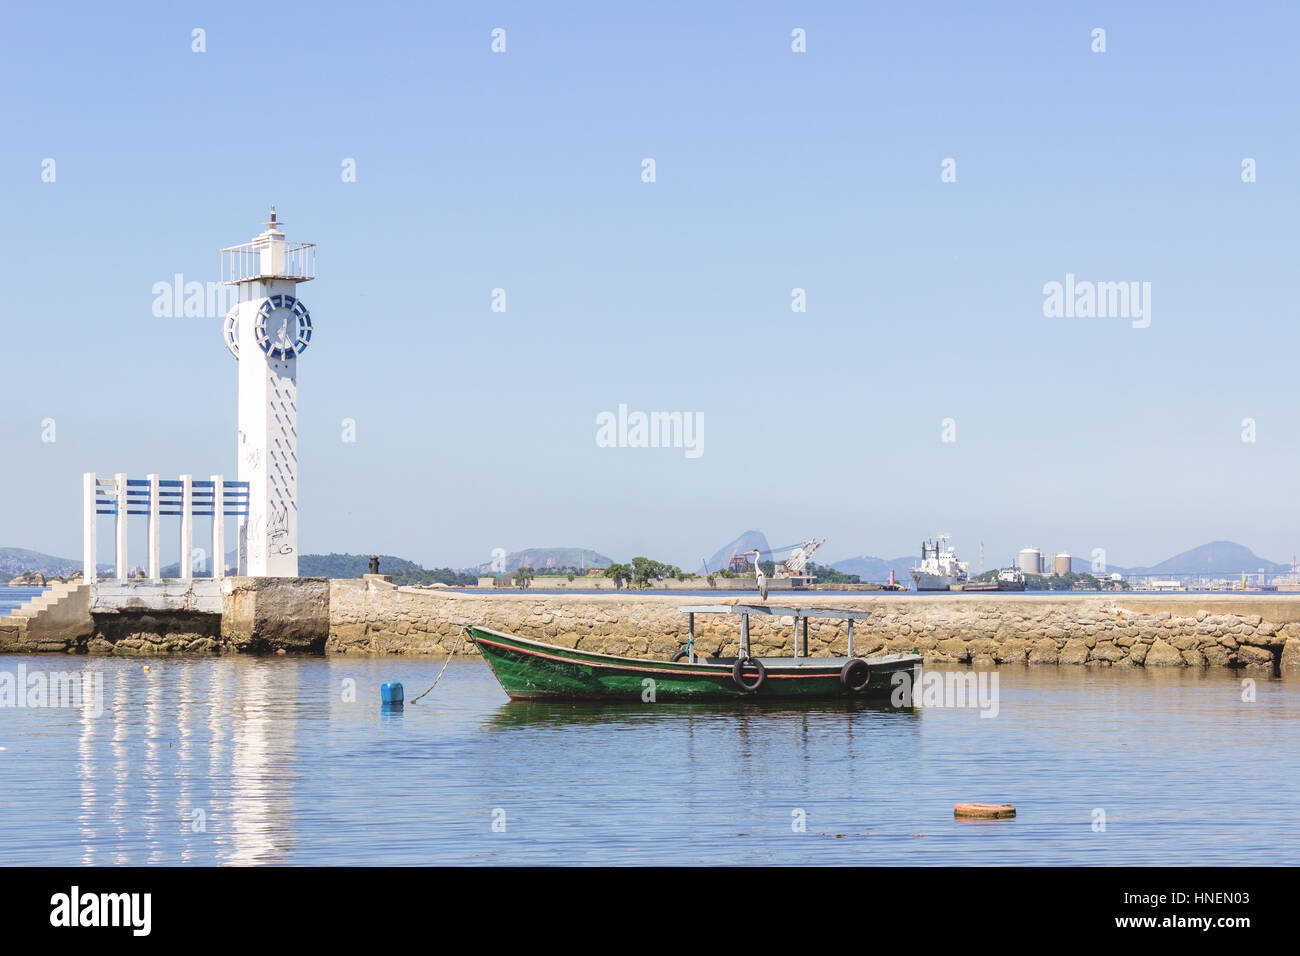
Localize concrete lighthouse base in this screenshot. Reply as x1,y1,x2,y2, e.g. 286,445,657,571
219,577,330,653
0,576,329,655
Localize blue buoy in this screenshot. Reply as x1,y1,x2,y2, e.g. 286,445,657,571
381,681,404,707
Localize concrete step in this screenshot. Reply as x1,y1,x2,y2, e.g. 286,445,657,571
0,582,91,646
4,583,89,621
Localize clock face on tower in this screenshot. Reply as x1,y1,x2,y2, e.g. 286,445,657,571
223,306,240,358
253,294,313,360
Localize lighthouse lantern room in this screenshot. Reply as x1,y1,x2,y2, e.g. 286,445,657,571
220,208,316,576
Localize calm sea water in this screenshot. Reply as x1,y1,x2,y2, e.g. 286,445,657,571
1,655,1296,866
0,587,46,615
472,588,1249,596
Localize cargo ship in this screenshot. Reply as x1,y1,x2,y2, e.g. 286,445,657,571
911,535,969,591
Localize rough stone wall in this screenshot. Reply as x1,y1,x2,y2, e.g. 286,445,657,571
328,581,1300,673
8,577,1300,670
0,617,43,652
87,612,223,655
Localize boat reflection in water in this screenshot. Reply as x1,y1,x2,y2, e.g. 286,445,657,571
487,696,919,731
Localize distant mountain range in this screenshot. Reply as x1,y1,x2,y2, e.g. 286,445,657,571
0,548,89,578
471,548,614,575
830,540,1292,583
3,539,1294,583
829,554,919,583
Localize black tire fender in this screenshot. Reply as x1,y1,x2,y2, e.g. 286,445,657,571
840,658,872,692
732,656,766,692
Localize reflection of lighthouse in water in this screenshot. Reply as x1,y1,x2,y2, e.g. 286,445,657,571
75,662,298,864
226,664,297,865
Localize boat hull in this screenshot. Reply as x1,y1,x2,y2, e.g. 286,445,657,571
469,626,922,702
911,571,966,591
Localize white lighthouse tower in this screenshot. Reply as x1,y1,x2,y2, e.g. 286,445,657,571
220,208,315,576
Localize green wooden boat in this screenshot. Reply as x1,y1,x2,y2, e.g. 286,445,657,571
468,604,922,702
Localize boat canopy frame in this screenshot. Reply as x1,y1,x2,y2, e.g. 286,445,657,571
676,604,872,662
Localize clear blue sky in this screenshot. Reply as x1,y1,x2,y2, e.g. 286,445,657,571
2,1,1297,571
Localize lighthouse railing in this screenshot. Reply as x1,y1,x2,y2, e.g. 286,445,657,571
220,241,316,284
83,473,250,587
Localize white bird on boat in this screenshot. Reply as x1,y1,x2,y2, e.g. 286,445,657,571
747,549,768,601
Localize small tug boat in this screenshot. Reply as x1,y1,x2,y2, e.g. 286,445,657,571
468,604,922,701
961,568,1027,592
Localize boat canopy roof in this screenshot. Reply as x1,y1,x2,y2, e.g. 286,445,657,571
677,604,872,621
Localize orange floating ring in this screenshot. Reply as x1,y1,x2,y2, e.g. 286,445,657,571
954,803,1016,818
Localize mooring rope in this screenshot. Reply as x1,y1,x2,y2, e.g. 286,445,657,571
410,626,470,704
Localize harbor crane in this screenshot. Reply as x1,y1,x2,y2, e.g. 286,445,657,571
775,538,825,579
722,538,825,588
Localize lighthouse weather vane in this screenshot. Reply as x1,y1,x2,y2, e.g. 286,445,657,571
220,207,316,576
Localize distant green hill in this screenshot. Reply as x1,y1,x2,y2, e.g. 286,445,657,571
299,553,477,587
299,553,422,577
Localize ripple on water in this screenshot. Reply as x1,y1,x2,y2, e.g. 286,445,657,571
0,656,1296,865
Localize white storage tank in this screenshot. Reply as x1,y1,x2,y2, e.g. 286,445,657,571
1018,548,1042,575
1053,552,1072,576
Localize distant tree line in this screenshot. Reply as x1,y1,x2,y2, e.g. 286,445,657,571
603,558,694,589
804,562,860,584
973,569,1128,591
298,553,477,586
390,567,479,587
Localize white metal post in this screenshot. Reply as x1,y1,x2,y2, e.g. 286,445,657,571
82,473,96,584
147,474,161,580
847,618,855,658
180,474,194,581
114,472,128,580
211,475,225,580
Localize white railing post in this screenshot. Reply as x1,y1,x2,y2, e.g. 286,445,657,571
114,472,128,581
180,474,194,581
212,475,225,580
147,474,161,580
83,473,97,585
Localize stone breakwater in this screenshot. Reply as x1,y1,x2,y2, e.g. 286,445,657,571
5,575,1300,672
328,579,1300,673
